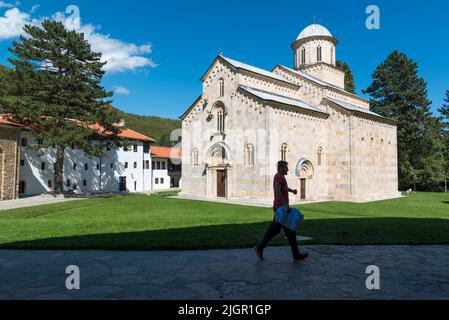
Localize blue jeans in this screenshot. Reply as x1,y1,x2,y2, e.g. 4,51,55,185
258,210,300,257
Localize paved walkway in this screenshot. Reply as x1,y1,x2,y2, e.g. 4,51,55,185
1,246,448,300
0,195,84,211
0,190,181,212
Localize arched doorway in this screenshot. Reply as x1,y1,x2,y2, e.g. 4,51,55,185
295,158,314,200
206,142,232,199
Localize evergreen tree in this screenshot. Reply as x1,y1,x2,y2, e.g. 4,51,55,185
336,60,356,94
438,90,449,191
0,20,122,193
0,65,13,97
363,51,445,191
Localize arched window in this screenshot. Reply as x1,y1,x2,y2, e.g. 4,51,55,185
192,149,199,167
317,147,323,166
280,144,288,162
370,138,375,168
245,144,254,166
218,78,224,97
213,103,226,133
217,109,225,133
317,46,322,62
301,48,306,64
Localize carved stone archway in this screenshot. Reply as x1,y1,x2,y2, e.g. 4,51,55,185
205,142,232,199
295,158,314,200
295,158,314,179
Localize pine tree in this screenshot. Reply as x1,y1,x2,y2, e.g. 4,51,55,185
0,20,122,193
0,65,13,97
363,51,445,191
336,60,356,94
438,90,449,191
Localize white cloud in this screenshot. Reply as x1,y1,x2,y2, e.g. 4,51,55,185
113,86,130,95
0,1,19,8
0,7,156,73
30,4,39,13
77,23,157,73
0,8,29,39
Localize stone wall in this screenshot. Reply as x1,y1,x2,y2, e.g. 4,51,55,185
300,63,345,90
272,66,370,109
348,113,399,201
0,125,20,200
265,105,328,202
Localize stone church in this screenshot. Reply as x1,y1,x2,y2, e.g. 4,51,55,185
180,24,401,204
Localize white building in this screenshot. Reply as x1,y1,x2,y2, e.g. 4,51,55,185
17,125,156,196
151,146,182,190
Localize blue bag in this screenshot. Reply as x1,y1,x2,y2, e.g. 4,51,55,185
275,206,304,232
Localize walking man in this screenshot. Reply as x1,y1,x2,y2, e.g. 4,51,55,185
255,161,309,262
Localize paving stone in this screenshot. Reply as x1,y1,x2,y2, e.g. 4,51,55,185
1,246,449,300
111,266,142,276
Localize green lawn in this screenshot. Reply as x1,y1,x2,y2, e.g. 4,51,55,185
0,192,448,250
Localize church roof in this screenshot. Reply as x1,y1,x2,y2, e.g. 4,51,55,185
184,55,395,123
201,55,295,87
209,55,366,104
325,97,397,124
206,55,369,104
180,95,202,120
219,56,287,83
297,24,333,40
238,85,328,116
274,65,371,104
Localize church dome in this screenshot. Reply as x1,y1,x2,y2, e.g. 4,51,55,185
297,24,333,40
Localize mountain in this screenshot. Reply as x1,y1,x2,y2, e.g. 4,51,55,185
116,110,181,147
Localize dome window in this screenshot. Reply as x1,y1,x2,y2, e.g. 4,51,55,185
301,48,306,64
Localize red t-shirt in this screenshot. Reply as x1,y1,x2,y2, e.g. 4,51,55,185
273,173,289,209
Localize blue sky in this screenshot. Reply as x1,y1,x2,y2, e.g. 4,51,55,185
0,0,448,119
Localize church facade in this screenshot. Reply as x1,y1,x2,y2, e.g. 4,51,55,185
180,24,401,204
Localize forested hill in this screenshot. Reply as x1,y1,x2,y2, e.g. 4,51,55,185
116,110,181,147
1,64,181,147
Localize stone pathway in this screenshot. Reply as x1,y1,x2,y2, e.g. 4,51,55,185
0,195,83,211
0,190,181,212
1,246,448,300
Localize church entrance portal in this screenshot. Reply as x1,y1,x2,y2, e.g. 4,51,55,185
217,170,227,198
300,178,306,200
295,158,314,201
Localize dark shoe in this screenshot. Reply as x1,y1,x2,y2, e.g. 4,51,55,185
255,246,264,261
293,252,309,262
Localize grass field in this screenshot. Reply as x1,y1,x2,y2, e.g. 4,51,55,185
0,192,448,250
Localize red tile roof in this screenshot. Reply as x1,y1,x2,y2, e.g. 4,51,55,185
151,146,182,159
119,128,156,142
81,122,155,142
0,118,22,127
0,115,155,142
